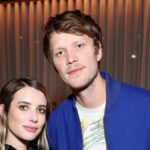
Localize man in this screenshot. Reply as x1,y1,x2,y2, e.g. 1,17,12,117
43,10,150,150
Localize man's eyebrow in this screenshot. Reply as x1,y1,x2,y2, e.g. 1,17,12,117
55,46,65,50
73,38,87,43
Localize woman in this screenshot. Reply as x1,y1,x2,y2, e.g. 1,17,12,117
0,77,50,150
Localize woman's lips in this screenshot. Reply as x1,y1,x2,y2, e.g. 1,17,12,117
23,126,38,132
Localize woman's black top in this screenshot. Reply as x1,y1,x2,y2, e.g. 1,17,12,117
5,144,37,150
5,144,16,150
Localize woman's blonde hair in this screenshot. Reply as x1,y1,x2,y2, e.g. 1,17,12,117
0,77,50,150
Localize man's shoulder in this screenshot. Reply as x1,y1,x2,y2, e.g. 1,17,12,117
118,81,150,104
120,81,150,95
105,72,150,101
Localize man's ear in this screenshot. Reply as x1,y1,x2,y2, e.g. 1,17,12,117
0,104,5,117
96,42,102,62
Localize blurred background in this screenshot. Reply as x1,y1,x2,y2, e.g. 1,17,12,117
0,0,150,110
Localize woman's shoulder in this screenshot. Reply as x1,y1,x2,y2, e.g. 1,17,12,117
5,144,16,150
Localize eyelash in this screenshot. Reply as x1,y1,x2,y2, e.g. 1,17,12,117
37,108,46,114
54,43,85,57
55,50,65,57
19,105,28,111
76,43,84,49
18,105,46,114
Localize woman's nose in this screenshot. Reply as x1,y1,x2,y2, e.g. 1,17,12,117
29,111,38,123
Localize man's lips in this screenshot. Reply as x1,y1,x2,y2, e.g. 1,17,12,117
23,125,38,132
67,67,84,75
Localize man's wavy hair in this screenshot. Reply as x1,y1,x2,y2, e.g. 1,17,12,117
43,10,103,64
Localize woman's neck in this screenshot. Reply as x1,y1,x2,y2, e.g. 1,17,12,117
6,130,28,150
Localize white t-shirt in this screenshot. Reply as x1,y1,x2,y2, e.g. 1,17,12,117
76,102,107,150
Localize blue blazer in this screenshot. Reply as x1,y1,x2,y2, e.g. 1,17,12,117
47,72,150,150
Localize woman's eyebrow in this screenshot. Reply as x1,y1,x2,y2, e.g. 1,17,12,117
17,102,47,107
17,101,31,105
38,105,47,108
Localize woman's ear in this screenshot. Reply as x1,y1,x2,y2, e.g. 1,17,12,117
0,104,5,117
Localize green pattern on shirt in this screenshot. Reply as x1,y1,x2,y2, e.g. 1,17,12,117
81,118,106,150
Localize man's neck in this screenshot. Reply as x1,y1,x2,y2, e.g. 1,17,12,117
74,73,106,108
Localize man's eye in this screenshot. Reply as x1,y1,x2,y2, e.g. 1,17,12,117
55,50,65,57
37,108,46,114
19,105,28,111
76,43,84,49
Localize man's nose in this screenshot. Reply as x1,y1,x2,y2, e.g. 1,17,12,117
66,50,78,65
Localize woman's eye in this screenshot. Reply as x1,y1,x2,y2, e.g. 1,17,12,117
19,105,28,111
38,108,46,114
